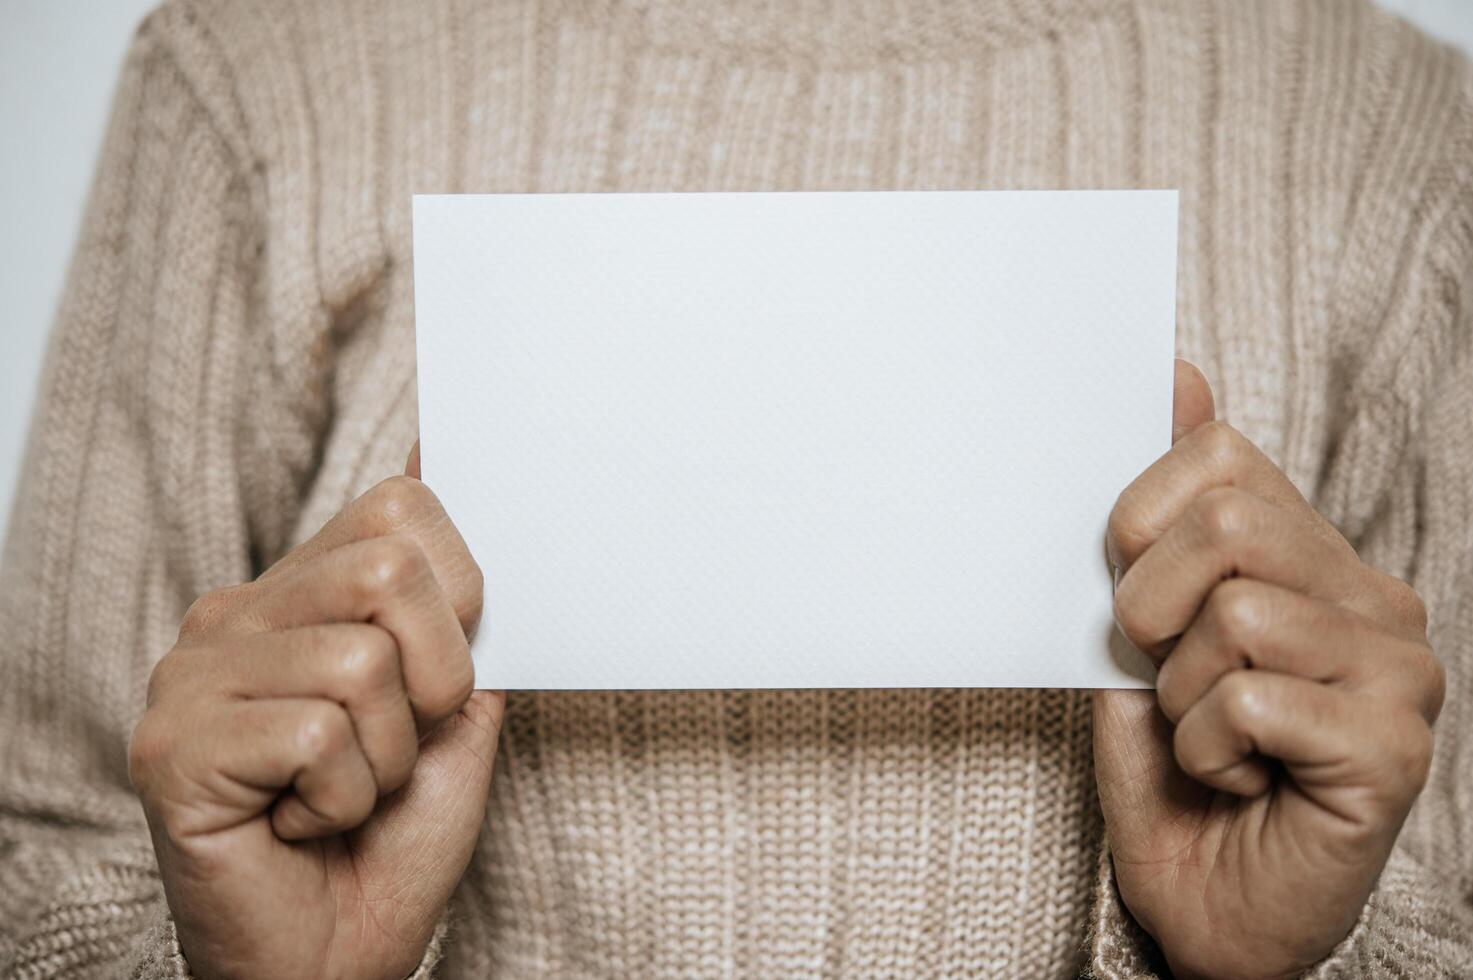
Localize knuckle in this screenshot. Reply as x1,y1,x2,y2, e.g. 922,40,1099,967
1216,672,1266,730
1417,650,1448,722
178,585,250,637
145,648,188,705
1382,720,1435,798
1193,486,1254,549
1407,594,1430,635
365,475,437,532
336,631,401,697
460,560,486,634
1384,575,1429,636
296,704,353,763
1404,726,1435,789
1206,580,1265,650
361,534,429,598
1171,725,1209,781
1154,662,1189,723
452,657,476,706
1106,490,1153,569
1195,420,1251,471
126,714,170,794
1111,586,1150,651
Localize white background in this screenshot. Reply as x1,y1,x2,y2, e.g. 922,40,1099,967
2,0,1470,541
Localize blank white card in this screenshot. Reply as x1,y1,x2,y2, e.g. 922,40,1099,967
412,191,1176,690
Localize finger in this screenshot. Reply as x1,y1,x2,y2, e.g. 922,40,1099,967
1154,580,1443,725
265,699,380,841
181,625,420,792
406,440,421,479
1173,671,1433,811
1114,487,1374,657
1108,418,1341,573
1171,358,1216,443
141,698,379,841
247,535,474,728
259,474,483,639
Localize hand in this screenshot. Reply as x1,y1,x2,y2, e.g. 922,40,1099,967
128,445,503,980
1093,361,1445,980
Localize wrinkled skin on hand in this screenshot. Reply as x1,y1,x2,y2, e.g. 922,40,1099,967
130,445,503,980
1094,362,1444,980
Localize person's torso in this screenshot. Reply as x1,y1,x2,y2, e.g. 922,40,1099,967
193,0,1454,973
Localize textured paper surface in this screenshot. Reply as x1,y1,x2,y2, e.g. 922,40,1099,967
413,191,1176,690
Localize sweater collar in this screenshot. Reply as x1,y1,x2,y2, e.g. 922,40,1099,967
611,0,1130,62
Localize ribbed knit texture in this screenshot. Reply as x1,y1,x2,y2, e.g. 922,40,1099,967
1,1,1471,976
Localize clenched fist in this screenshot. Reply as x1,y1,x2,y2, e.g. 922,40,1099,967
1094,361,1445,980
129,445,502,980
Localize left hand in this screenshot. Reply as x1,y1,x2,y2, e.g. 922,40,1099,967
1093,360,1446,980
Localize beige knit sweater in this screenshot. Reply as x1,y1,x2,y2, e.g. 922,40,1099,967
2,0,1472,976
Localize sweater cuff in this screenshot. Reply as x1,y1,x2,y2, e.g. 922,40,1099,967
156,906,450,980
137,911,194,979
406,913,451,980
1299,846,1473,979
1087,841,1473,979
1085,837,1169,979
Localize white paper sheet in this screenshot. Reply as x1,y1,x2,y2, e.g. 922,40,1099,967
412,191,1176,690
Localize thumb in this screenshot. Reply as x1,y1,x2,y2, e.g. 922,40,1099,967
396,688,503,870
347,690,504,927
1172,358,1215,443
410,690,503,823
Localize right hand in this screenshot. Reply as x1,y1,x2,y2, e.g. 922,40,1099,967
129,445,503,980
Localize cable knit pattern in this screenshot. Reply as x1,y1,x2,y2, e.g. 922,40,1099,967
1,1,1471,977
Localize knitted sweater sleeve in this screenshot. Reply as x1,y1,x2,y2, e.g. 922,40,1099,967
0,9,445,978
1088,77,1473,980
